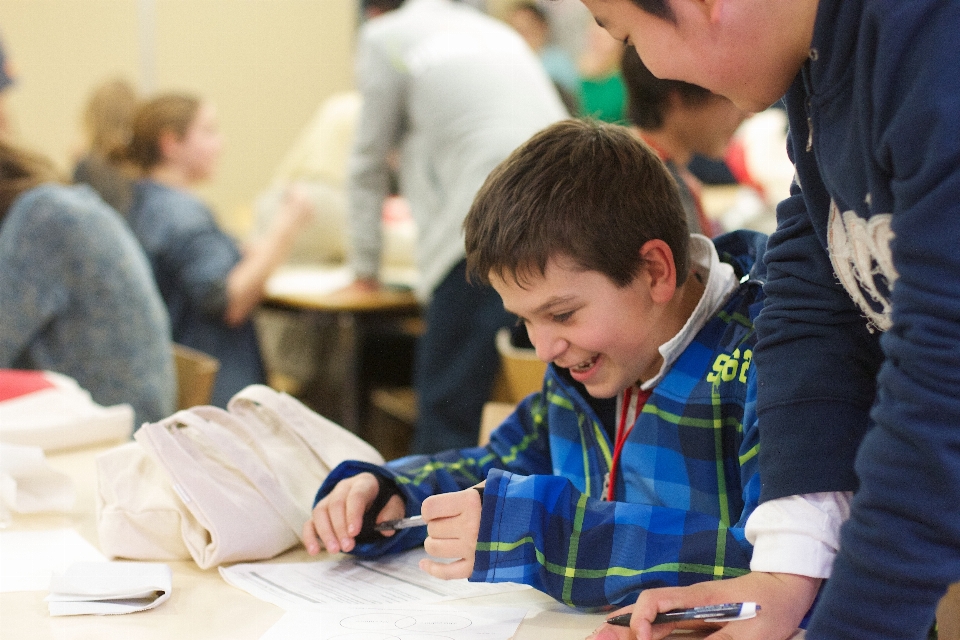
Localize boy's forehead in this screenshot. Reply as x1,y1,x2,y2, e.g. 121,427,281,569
490,255,601,303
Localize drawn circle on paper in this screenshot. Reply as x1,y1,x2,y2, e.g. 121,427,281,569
401,613,472,632
340,613,416,630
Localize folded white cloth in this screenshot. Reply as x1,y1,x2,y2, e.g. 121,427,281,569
46,561,172,616
0,443,75,515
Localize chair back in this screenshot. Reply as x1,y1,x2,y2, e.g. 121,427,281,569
489,328,546,405
172,343,220,410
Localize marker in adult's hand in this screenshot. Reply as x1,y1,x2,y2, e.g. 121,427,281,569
606,602,760,627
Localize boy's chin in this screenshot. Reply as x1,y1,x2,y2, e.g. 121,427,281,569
582,382,621,400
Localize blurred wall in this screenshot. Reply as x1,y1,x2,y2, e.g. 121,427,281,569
0,0,356,234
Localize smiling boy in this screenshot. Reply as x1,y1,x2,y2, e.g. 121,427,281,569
579,0,960,639
302,119,767,608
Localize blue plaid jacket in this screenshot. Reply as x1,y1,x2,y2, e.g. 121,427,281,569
316,233,765,608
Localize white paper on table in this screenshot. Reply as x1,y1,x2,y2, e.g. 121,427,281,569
259,605,529,640
220,547,530,609
0,443,76,514
265,265,353,298
0,528,107,592
45,561,172,616
265,264,418,299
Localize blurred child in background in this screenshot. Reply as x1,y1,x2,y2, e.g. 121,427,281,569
124,93,313,407
72,78,139,216
620,49,748,237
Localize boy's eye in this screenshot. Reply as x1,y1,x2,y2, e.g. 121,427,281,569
551,311,574,323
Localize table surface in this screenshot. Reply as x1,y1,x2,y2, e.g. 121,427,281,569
263,264,420,313
265,284,419,313
0,443,621,640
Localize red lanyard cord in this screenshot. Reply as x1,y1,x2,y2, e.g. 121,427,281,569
607,386,652,501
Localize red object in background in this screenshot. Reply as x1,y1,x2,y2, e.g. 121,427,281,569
724,139,767,199
0,369,55,402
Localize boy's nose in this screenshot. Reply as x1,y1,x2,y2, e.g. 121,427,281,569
530,327,568,364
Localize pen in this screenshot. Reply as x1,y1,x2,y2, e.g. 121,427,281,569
373,515,427,531
606,602,759,627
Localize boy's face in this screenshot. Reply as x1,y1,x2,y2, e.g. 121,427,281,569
581,0,815,112
491,256,670,399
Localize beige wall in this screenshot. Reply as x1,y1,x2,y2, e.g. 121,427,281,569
0,0,357,234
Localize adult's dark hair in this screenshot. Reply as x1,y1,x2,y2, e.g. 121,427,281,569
0,141,61,223
621,47,711,129
465,118,689,289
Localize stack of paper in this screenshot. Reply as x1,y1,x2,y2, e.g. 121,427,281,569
45,561,172,616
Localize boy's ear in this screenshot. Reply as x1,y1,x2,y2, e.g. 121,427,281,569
639,239,677,304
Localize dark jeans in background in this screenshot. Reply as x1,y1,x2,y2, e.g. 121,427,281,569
411,259,513,454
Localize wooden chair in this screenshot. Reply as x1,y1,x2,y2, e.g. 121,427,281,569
479,328,547,446
171,343,220,410
939,583,960,640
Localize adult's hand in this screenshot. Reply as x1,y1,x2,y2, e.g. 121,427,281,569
588,572,820,640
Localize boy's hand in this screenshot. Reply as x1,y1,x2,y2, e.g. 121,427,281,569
301,472,405,555
418,486,484,580
587,572,820,640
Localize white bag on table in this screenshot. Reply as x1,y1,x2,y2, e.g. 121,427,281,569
95,385,384,569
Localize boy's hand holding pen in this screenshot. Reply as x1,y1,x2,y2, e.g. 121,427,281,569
301,472,405,556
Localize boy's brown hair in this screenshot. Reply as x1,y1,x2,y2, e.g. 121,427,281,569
464,118,689,289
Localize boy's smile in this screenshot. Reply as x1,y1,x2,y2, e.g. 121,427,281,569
490,255,680,399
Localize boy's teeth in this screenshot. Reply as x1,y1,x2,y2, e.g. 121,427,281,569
572,355,597,372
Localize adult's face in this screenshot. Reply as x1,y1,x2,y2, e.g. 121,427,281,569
580,0,816,112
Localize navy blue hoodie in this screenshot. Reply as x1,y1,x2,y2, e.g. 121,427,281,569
755,0,960,636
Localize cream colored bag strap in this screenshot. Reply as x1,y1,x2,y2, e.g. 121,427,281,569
185,406,308,536
228,385,384,468
139,409,305,538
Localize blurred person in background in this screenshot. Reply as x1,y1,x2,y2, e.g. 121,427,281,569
72,78,139,216
0,140,175,425
0,33,17,140
621,48,749,237
506,2,580,113
345,0,568,453
577,22,626,123
124,93,313,407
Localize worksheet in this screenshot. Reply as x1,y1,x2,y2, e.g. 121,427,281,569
220,547,530,609
259,605,528,640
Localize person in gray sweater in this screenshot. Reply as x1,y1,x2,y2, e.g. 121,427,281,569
0,141,175,426
346,0,569,453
